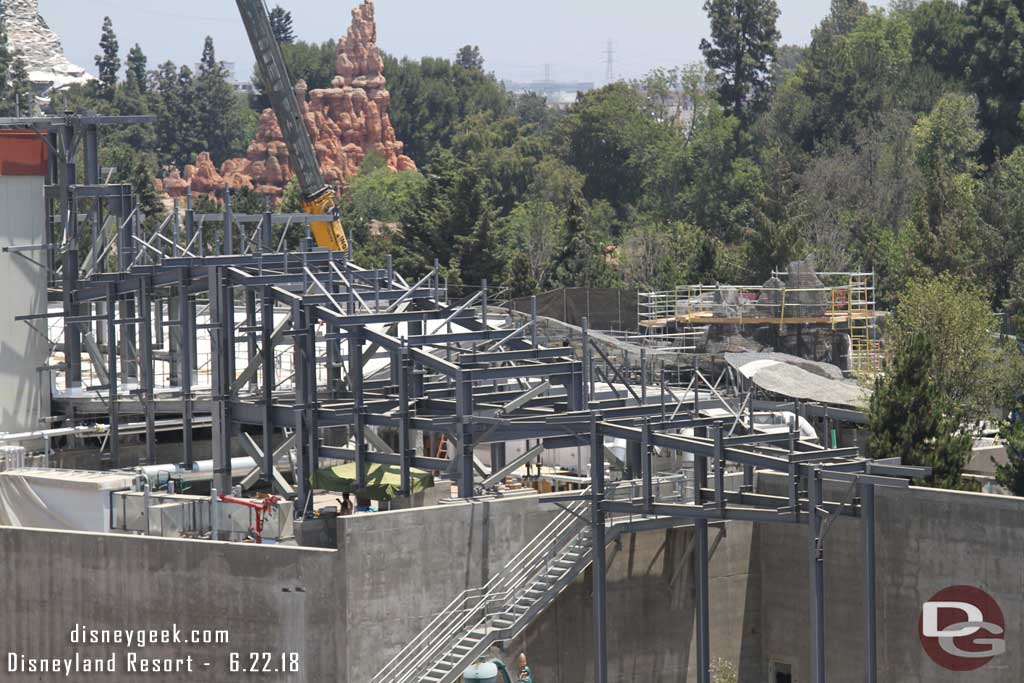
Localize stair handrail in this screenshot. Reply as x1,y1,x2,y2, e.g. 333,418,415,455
371,491,591,683
381,474,691,682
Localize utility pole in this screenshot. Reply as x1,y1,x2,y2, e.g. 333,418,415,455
603,40,615,84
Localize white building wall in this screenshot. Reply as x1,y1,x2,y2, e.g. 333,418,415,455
0,175,49,436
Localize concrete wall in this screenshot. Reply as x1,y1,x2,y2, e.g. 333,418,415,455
0,175,49,436
335,494,558,682
3,481,1023,682
0,526,340,682
757,477,1024,683
509,521,761,682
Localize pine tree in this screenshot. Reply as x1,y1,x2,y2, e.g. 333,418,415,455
553,195,613,287
456,45,484,71
129,157,165,219
196,36,244,164
996,398,1024,495
457,204,502,286
816,0,868,39
268,6,295,44
125,44,148,95
94,16,121,99
8,55,33,116
868,334,975,490
700,0,781,120
153,61,202,167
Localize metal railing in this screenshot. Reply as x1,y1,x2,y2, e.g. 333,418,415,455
372,474,691,683
371,491,591,683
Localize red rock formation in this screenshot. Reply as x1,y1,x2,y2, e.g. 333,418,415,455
164,0,415,199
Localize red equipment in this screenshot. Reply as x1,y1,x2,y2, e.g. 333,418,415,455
218,495,280,543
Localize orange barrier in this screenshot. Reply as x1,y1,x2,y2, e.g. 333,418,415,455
0,131,48,176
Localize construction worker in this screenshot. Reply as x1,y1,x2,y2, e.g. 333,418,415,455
517,653,532,683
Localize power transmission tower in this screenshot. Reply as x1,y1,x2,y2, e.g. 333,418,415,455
603,40,615,83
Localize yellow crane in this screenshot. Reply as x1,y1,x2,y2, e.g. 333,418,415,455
235,0,349,252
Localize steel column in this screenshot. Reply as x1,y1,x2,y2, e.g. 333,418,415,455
695,517,711,683
810,468,826,683
590,414,608,683
208,266,233,499
863,482,876,683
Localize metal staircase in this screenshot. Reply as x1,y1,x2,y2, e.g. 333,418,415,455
371,494,594,683
372,476,691,683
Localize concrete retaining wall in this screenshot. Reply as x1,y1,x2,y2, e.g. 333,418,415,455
2,481,1022,682
0,526,340,681
757,478,1023,682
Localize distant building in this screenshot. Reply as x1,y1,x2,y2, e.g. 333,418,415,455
504,80,595,111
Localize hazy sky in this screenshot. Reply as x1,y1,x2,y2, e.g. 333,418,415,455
37,0,833,85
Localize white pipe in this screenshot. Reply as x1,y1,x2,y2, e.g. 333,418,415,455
136,457,262,485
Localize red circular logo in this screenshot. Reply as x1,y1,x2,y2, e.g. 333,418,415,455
918,585,1006,671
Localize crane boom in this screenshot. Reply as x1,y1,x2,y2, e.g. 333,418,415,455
235,0,349,252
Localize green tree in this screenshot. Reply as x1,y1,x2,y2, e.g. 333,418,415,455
129,157,165,221
699,0,781,120
125,44,148,95
383,53,512,162
94,16,120,99
996,398,1024,495
907,0,968,81
153,62,202,167
7,55,32,116
269,5,295,44
773,10,915,151
0,17,12,113
556,82,675,216
196,37,251,164
981,146,1024,302
457,204,504,288
678,105,761,242
340,154,427,245
910,92,990,285
619,219,704,290
888,273,1021,418
551,195,616,287
868,333,975,490
816,0,869,38
455,45,484,71
965,0,1024,155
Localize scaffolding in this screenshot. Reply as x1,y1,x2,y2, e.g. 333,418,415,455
638,270,882,373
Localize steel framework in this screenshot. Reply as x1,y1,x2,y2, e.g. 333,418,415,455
0,114,928,683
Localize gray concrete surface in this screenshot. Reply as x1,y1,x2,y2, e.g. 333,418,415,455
336,494,558,682
756,476,1023,683
1,480,1022,682
509,521,761,682
0,526,340,682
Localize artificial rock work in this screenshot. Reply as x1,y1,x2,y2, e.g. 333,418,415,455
163,0,415,199
0,0,95,96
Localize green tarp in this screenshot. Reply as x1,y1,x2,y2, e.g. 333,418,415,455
310,462,434,501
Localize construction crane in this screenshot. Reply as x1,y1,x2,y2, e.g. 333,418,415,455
235,0,349,252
